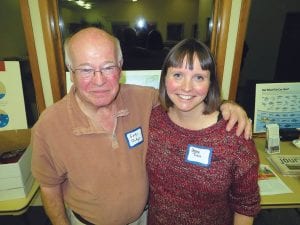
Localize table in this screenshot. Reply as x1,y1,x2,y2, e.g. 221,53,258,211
255,138,300,208
0,180,39,215
0,129,40,216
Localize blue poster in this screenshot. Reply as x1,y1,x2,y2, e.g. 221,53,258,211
254,83,300,133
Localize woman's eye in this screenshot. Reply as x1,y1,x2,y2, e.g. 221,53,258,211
173,73,182,78
194,75,204,81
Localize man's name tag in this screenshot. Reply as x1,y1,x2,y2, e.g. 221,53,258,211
125,127,144,149
185,144,213,167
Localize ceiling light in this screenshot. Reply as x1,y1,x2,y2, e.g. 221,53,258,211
84,3,91,9
76,0,85,7
136,18,146,29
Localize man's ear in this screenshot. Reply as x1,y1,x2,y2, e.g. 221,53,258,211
70,72,74,83
67,64,74,83
119,59,124,68
66,64,71,71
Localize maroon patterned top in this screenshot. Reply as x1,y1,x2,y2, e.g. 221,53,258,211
146,106,260,225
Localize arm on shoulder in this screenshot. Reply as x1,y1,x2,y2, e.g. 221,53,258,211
220,100,252,140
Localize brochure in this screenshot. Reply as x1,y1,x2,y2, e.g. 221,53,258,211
258,164,292,195
267,155,300,176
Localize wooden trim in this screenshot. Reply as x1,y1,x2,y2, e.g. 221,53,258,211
228,0,252,100
39,0,66,102
210,0,232,88
210,0,219,52
215,0,231,88
19,0,46,113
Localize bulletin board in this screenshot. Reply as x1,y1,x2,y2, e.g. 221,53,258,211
0,61,27,131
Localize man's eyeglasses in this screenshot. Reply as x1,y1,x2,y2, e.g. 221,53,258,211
70,65,120,79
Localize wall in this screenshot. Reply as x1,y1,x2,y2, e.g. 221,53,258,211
28,0,53,107
221,0,242,99
0,0,53,107
239,0,300,85
198,0,213,42
60,0,200,41
0,0,27,59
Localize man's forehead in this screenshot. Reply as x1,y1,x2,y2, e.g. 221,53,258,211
69,34,115,55
71,28,112,44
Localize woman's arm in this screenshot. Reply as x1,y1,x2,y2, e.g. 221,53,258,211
234,212,254,225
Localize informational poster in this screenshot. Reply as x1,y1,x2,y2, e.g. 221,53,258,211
0,61,27,131
66,70,161,92
254,83,300,133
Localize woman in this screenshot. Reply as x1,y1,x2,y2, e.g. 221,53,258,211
146,38,260,225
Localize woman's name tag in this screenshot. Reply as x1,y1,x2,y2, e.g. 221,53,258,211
185,144,213,167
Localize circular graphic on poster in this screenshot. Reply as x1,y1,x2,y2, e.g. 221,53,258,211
0,109,9,128
0,82,6,99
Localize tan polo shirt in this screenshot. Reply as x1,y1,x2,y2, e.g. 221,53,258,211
31,84,159,225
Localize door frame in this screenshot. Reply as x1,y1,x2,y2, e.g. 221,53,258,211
20,0,46,113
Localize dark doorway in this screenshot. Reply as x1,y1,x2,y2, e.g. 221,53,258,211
275,12,300,82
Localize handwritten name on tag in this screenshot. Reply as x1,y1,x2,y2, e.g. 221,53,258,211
125,127,144,149
185,144,213,167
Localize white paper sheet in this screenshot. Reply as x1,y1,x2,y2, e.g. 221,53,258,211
120,70,161,89
258,164,292,196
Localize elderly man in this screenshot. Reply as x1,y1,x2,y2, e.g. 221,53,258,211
31,27,251,225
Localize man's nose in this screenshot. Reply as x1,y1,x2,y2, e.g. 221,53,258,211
92,71,106,84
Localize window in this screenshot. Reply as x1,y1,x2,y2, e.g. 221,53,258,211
167,23,184,41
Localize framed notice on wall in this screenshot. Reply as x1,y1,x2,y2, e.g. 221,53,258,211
254,82,300,133
0,61,27,131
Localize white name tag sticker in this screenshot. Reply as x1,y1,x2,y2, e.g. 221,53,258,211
125,127,144,149
185,144,213,167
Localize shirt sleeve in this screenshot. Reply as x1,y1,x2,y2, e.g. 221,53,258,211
229,139,261,217
31,123,67,187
